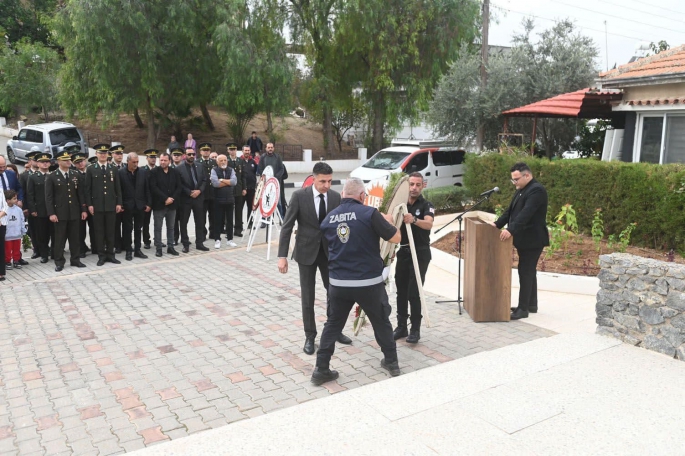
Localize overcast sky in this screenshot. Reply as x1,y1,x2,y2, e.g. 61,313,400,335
490,0,685,73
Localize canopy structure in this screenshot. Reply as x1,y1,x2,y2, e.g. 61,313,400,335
501,88,623,154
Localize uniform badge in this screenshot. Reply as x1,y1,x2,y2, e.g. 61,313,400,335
337,222,350,244
415,209,421,216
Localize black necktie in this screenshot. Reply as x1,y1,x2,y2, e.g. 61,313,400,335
318,194,326,223
190,165,198,188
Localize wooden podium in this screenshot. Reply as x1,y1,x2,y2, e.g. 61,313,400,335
463,217,513,322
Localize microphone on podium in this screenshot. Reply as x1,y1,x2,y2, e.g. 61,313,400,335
479,187,500,197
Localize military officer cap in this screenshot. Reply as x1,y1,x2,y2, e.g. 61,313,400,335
144,148,159,157
71,152,87,163
94,144,110,153
55,150,73,161
199,142,212,151
66,145,81,154
26,151,39,160
88,156,98,165
171,147,184,156
226,143,238,150
109,144,125,154
36,152,52,162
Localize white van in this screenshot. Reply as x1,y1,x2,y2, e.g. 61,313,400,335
350,145,467,188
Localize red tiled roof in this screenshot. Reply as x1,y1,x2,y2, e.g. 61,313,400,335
502,88,622,118
599,45,685,81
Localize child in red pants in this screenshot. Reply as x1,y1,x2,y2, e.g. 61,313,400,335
4,190,26,269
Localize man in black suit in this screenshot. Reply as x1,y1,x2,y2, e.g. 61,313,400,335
149,153,181,257
492,162,549,320
45,151,88,272
141,149,158,249
176,146,209,253
278,162,352,355
109,145,126,254
72,151,92,257
118,152,151,261
85,144,123,266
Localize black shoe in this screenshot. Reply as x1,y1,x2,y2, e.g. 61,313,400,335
97,257,105,266
31,252,40,259
167,247,179,256
310,367,339,386
155,249,163,257
144,243,151,250
109,257,121,265
40,258,49,264
18,259,29,266
162,243,167,248
70,261,86,268
134,250,148,259
303,337,315,355
115,248,122,254
125,251,133,261
511,309,529,320
406,330,420,344
393,326,408,341
234,232,243,237
55,265,63,272
381,359,401,377
182,245,190,253
511,307,537,313
196,244,209,251
337,334,352,345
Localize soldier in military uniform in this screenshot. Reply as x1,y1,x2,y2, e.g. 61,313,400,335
170,147,184,244
71,150,93,258
27,152,52,263
198,143,216,240
85,144,123,266
21,149,40,259
45,151,88,272
110,145,126,253
226,143,247,237
142,149,159,249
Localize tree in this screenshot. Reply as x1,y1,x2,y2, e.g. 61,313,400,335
54,0,228,148
0,0,55,48
331,94,367,153
337,0,480,153
649,40,670,55
214,0,294,146
428,19,598,156
0,39,61,120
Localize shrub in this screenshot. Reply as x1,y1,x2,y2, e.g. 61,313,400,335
423,186,469,214
463,153,685,251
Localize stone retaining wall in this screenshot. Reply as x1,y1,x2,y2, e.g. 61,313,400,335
596,253,685,361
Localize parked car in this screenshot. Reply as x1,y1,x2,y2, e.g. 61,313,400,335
562,150,581,159
6,122,88,164
350,145,468,189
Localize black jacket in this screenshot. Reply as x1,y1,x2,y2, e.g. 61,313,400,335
149,167,182,210
176,161,207,203
495,179,550,250
27,171,49,217
118,167,151,212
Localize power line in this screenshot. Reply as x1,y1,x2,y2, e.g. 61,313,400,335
548,0,685,36
491,4,656,43
621,0,685,17
597,0,685,24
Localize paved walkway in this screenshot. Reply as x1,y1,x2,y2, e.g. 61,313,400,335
0,240,552,455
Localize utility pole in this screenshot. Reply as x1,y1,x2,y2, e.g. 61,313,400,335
476,0,490,152
604,20,609,72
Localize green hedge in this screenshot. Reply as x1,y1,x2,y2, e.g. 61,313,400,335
463,153,685,251
423,186,469,214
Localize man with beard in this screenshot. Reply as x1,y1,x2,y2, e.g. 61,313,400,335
241,145,258,229
141,149,159,249
176,147,209,253
149,153,181,258
226,143,247,237
198,143,216,241
210,154,237,248
118,152,151,261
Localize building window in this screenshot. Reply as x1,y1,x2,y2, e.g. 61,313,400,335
636,114,685,164
639,117,663,164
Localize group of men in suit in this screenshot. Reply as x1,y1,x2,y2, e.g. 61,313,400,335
18,140,262,270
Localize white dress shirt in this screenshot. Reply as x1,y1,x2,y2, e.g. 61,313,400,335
312,187,327,214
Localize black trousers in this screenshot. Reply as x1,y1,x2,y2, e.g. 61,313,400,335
516,247,543,312
242,188,256,226
173,212,181,244
53,218,81,267
203,198,215,240
395,248,430,330
143,210,152,246
317,283,397,368
299,246,330,339
114,211,123,251
214,202,234,241
123,208,145,252
27,215,36,253
33,216,51,260
93,211,116,259
234,193,244,234
180,197,206,247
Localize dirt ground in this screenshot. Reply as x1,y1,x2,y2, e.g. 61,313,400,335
9,107,357,159
432,232,685,277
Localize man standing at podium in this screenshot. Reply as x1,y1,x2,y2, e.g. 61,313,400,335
393,172,434,344
491,162,549,320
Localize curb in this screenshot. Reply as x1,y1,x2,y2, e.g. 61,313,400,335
283,179,345,188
